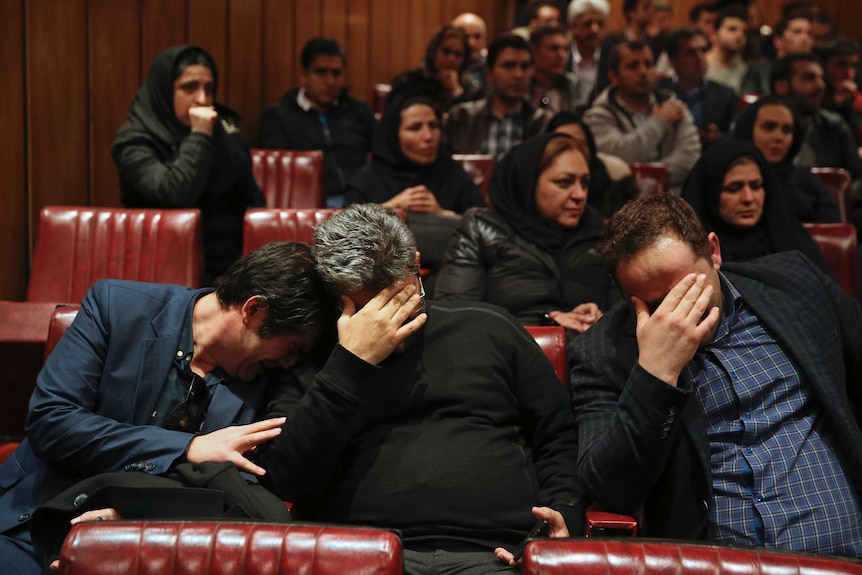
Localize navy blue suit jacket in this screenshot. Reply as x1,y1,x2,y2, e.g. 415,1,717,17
0,280,270,536
569,251,862,538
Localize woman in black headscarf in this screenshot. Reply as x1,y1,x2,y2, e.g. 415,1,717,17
345,92,485,214
546,112,636,218
435,134,617,334
112,45,264,284
391,25,477,112
733,95,840,223
681,138,830,273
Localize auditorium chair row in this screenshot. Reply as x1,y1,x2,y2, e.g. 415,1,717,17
6,310,860,574
50,520,862,574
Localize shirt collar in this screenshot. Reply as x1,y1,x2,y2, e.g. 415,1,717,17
572,44,600,64
704,271,744,347
296,88,339,113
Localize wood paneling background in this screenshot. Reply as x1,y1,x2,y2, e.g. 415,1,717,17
1,0,860,301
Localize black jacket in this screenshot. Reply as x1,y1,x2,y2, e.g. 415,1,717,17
435,207,617,328
259,89,374,199
442,98,552,156
112,46,264,282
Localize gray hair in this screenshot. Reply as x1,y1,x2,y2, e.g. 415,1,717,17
567,0,610,25
313,204,417,295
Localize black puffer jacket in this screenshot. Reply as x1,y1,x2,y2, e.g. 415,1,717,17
434,206,617,326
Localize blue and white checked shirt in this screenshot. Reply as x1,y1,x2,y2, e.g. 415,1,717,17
682,273,862,556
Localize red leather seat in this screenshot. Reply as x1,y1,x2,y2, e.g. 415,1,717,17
453,154,494,205
250,149,325,209
522,539,862,574
373,84,392,121
628,162,669,199
811,167,852,223
243,208,340,254
27,206,201,304
524,326,567,384
804,223,858,297
0,442,19,464
45,305,79,360
58,521,403,575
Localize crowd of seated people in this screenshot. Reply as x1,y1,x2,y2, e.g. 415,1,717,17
4,0,862,572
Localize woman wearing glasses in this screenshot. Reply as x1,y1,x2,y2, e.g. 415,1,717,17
680,139,830,273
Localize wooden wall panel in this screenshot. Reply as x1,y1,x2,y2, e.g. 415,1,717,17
0,0,27,300
346,0,371,102
26,0,88,212
322,0,348,47
225,0,263,141
369,0,394,89
188,0,228,75
89,0,140,208
390,0,411,75
294,0,323,80
261,0,295,111
140,0,187,75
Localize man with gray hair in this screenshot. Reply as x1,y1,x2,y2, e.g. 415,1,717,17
567,0,610,90
252,204,584,573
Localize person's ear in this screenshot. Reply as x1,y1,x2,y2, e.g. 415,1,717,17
707,232,723,270
415,251,422,268
241,296,269,330
608,69,619,86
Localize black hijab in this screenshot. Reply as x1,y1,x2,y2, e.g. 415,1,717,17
681,139,830,273
732,96,804,177
126,45,219,146
348,92,484,212
490,133,604,255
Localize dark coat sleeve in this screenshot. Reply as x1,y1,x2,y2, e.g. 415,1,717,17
113,129,216,208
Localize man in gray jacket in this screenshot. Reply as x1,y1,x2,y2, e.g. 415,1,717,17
443,35,552,158
584,39,701,194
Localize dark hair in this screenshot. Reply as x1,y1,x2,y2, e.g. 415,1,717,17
770,53,820,89
667,27,710,59
529,23,569,47
623,0,640,15
172,46,218,92
300,37,345,69
714,6,747,31
545,111,598,161
487,34,531,69
731,94,804,163
689,2,717,23
527,0,560,21
774,15,810,38
816,35,861,63
423,24,469,75
608,39,651,73
599,195,711,274
216,242,333,338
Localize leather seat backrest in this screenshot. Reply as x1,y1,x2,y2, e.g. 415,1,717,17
524,325,567,385
59,521,403,575
811,167,851,223
243,208,340,254
251,149,324,209
45,305,79,361
628,162,669,199
453,154,495,205
523,540,862,575
27,207,201,303
804,222,858,298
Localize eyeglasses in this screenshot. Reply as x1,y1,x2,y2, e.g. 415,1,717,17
164,369,210,432
403,274,426,325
